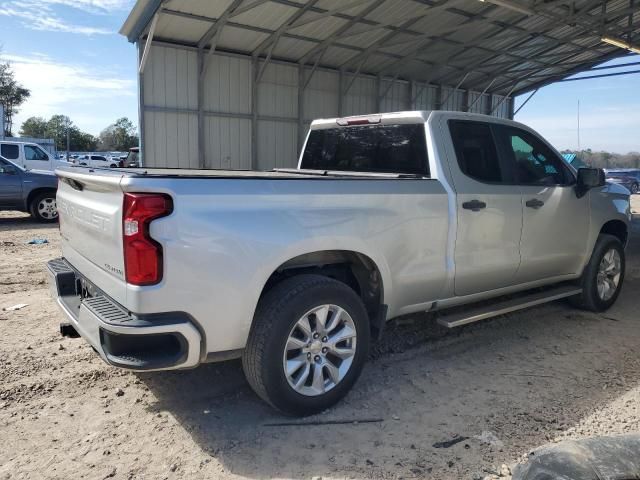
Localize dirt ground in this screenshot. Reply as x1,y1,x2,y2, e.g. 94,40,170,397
1,198,640,480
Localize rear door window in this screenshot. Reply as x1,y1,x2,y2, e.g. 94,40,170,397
301,124,429,176
449,120,504,183
1,144,19,160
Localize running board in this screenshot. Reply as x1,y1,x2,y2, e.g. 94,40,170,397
436,285,582,329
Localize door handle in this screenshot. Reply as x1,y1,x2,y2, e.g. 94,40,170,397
525,198,545,209
462,199,487,212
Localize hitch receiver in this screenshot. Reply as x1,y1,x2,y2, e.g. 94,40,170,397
60,323,80,338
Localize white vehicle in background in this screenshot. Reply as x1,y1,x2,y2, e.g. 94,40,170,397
75,154,122,168
0,140,67,171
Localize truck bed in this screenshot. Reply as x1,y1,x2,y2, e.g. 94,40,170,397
56,165,423,180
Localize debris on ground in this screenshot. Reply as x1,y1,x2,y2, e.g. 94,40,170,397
433,435,469,448
27,238,48,245
3,303,28,311
475,431,505,448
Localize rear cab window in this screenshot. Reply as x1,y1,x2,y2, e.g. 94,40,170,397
1,144,20,160
301,124,429,176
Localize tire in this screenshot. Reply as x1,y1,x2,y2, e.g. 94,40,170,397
29,191,58,223
570,234,625,312
242,274,370,416
631,183,639,195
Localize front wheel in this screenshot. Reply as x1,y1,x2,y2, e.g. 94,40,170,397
242,275,370,416
570,234,625,311
30,191,58,222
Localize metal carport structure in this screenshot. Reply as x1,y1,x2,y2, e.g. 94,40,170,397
120,0,640,170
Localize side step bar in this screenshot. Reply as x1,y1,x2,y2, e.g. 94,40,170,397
437,285,582,329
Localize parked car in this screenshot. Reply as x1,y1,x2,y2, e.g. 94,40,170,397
123,147,140,167
48,111,630,415
0,155,58,222
0,140,67,172
605,169,640,194
75,154,123,168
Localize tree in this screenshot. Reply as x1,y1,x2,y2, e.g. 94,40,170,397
21,114,98,151
0,62,30,136
46,114,73,150
70,130,98,151
98,117,138,151
19,116,48,138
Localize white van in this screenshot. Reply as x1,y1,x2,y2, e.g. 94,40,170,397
0,141,67,171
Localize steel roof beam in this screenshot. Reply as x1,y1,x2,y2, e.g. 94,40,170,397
253,0,321,82
432,1,639,86
298,0,387,65
197,0,244,50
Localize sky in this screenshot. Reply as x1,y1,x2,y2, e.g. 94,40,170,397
514,55,640,154
0,0,137,136
0,1,638,153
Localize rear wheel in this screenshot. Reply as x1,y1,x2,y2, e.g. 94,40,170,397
30,191,58,223
242,275,370,416
570,234,625,311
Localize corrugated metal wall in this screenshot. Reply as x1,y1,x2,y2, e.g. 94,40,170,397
141,43,513,170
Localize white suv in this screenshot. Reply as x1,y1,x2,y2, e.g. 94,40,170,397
76,154,122,168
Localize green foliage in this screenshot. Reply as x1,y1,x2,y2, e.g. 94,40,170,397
98,117,139,151
0,62,30,136
567,149,640,169
19,114,98,151
19,116,48,138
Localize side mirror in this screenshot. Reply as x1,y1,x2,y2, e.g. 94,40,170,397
576,167,605,197
0,165,18,175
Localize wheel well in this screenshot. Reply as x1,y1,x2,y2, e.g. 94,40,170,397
26,188,56,211
260,250,385,334
600,220,628,246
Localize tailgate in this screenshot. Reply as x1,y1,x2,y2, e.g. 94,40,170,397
56,167,127,303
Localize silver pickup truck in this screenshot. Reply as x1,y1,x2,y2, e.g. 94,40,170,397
48,111,630,415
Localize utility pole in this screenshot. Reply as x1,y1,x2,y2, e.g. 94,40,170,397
66,119,70,161
577,99,581,152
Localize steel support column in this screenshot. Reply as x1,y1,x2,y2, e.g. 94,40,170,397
338,70,344,117
408,80,415,110
435,85,443,110
485,93,493,115
197,49,206,169
298,64,305,154
462,89,470,112
251,56,259,169
137,41,146,167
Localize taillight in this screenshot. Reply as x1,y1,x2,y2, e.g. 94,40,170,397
122,193,173,286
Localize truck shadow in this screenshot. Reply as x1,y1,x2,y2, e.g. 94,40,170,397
137,214,640,478
138,281,640,479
